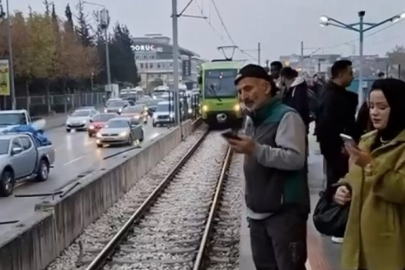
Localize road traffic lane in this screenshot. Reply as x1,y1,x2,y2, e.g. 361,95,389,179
0,124,169,234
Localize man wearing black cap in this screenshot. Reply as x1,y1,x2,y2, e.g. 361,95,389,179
224,64,309,270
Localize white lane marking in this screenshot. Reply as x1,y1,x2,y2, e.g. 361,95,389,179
64,156,84,166
150,132,160,140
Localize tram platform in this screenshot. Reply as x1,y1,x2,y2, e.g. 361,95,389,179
238,127,341,270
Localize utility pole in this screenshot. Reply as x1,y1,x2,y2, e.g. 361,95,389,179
84,2,111,90
171,0,181,133
257,42,261,66
319,10,405,106
300,41,304,72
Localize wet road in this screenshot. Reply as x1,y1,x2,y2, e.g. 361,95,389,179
0,122,170,231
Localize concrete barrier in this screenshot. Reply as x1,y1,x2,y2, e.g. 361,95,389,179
0,120,199,270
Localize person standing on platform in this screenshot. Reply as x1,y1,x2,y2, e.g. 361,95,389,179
280,67,310,132
224,64,309,270
270,61,283,89
334,78,405,270
315,60,358,244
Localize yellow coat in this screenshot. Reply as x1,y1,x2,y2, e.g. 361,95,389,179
341,129,405,270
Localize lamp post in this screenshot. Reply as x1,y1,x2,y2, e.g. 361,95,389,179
319,11,405,106
0,0,16,109
83,1,111,88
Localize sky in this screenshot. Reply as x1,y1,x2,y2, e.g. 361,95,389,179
10,0,405,63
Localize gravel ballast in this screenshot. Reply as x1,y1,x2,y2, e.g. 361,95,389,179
47,128,244,270
47,127,207,270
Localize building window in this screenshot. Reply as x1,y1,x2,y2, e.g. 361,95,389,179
140,63,144,68
150,55,155,59
143,55,147,59
157,63,161,68
170,63,173,67
149,63,153,68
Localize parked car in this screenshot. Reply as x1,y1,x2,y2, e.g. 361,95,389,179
87,113,117,137
0,133,55,197
95,117,144,148
66,108,98,132
104,99,129,114
120,105,148,124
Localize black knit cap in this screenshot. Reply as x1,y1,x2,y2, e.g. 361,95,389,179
234,64,272,85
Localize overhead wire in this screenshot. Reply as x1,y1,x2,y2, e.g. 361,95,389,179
192,0,224,41
209,0,258,61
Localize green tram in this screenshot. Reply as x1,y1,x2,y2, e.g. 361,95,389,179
198,60,243,127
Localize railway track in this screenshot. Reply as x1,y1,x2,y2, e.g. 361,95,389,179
84,130,237,270
48,128,243,270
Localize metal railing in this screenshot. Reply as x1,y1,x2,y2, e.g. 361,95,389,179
1,92,106,115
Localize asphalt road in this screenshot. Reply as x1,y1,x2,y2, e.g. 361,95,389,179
0,121,170,232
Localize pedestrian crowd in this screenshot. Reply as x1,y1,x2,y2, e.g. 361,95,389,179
223,60,405,270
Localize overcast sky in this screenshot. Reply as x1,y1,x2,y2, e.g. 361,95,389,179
11,0,405,63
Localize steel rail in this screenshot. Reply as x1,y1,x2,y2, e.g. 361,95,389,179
192,146,233,270
85,129,210,270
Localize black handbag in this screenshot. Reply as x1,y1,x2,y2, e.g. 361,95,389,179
312,184,351,237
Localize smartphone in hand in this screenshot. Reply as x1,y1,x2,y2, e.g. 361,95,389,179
340,134,358,148
221,130,241,140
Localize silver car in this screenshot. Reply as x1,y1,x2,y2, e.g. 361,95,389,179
96,117,144,148
66,109,98,132
0,133,55,197
152,101,176,127
104,99,129,114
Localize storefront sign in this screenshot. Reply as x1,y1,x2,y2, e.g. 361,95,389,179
132,44,156,51
0,60,10,96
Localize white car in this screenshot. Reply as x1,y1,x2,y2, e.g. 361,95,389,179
66,109,98,132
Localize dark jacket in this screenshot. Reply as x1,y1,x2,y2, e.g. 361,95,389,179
244,96,309,217
356,101,373,137
315,81,359,158
283,76,310,129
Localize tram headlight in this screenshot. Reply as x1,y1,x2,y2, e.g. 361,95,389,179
202,105,208,112
234,104,241,111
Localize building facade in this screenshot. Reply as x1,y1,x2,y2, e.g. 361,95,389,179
132,34,201,91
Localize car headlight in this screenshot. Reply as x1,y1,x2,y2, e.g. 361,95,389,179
81,120,87,124
119,131,127,137
96,133,102,138
234,104,241,111
89,125,95,129
188,108,192,114
104,108,108,113
134,115,140,119
202,105,208,112
170,113,175,118
118,108,123,113
66,120,70,125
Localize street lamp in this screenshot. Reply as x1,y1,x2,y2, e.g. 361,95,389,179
319,11,405,106
0,0,16,109
83,1,111,89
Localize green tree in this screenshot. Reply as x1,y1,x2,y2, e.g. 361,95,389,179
75,0,93,47
110,23,139,86
65,4,74,31
26,12,57,112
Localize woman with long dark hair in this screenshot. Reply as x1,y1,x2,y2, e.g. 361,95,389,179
334,78,405,270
